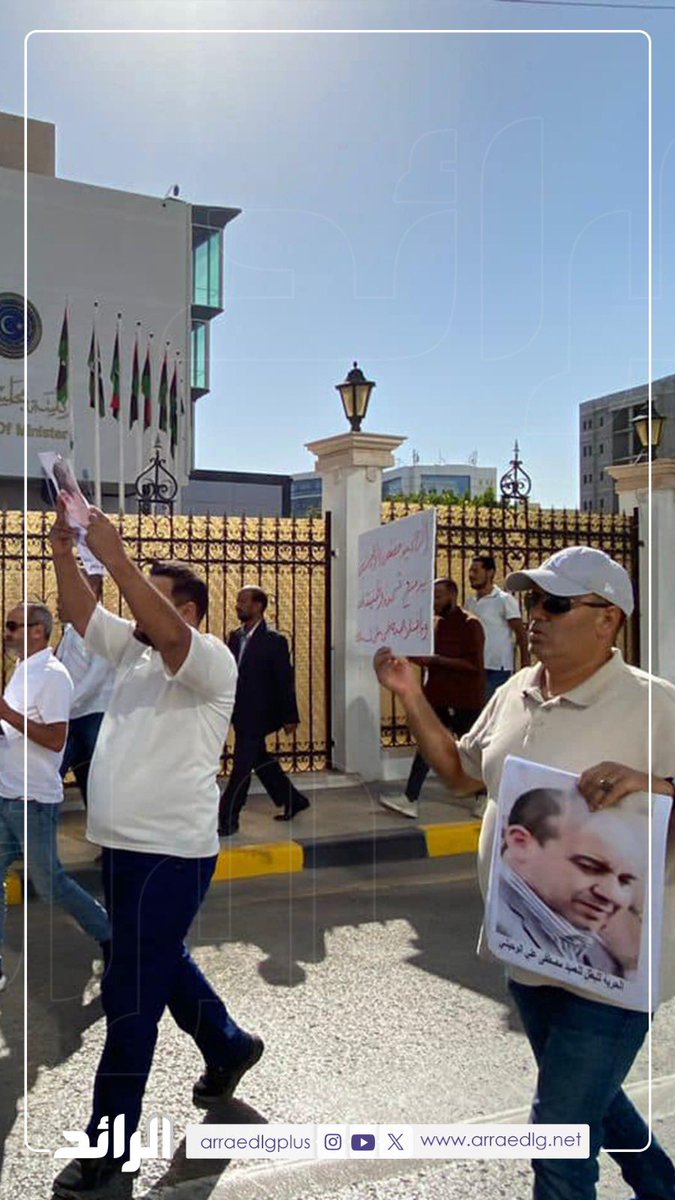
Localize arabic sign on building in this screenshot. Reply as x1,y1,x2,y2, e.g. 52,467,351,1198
484,755,672,1012
0,165,190,484
356,508,436,657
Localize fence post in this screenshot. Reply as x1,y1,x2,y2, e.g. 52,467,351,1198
305,431,406,779
608,460,675,685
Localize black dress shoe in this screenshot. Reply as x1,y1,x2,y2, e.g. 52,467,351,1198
274,795,310,822
53,1157,136,1197
193,1034,264,1108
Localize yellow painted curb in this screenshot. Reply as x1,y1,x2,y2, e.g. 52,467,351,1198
212,841,304,882
6,871,22,906
423,821,481,858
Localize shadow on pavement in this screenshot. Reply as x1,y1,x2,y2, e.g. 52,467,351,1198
139,1098,265,1199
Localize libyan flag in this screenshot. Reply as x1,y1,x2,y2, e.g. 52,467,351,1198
142,343,152,430
88,327,96,409
56,307,68,409
110,329,121,419
169,362,178,456
129,339,139,429
158,351,168,432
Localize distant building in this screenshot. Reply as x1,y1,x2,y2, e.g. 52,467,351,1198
181,469,292,517
579,374,675,513
0,110,239,511
291,461,497,516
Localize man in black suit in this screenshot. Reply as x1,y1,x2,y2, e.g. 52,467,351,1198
218,586,310,836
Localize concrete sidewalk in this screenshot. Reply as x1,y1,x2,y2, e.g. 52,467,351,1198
8,771,483,902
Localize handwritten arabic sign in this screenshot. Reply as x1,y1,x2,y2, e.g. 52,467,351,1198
356,508,436,656
484,756,672,1012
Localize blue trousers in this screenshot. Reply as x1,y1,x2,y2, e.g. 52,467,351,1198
510,980,675,1200
59,711,104,807
86,848,251,1158
0,797,110,959
485,669,512,702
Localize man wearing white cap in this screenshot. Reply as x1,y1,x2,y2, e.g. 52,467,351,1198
374,546,675,1200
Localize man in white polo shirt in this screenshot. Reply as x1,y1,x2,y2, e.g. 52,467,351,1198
375,546,675,1200
0,601,110,991
467,553,530,699
49,500,262,1199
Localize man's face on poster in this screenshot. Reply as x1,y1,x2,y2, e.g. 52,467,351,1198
504,810,644,933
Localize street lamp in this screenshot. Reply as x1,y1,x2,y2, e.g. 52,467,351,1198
335,361,376,432
632,402,666,461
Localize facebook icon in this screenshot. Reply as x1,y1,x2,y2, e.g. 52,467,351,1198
351,1133,376,1152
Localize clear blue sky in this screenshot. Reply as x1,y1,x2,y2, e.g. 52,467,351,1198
4,0,675,506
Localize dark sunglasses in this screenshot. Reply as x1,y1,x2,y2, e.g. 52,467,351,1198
523,592,612,616
4,620,41,632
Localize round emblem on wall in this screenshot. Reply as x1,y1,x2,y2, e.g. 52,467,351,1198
0,292,43,359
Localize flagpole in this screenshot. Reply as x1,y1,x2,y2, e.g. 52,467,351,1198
66,297,75,473
116,313,125,515
136,322,143,480
93,301,102,508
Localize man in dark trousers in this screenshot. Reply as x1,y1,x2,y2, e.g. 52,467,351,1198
379,578,485,820
218,585,310,836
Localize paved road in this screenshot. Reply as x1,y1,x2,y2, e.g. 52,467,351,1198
0,858,672,1199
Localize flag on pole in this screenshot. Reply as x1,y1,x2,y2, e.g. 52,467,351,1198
96,338,106,418
158,350,168,432
88,326,96,409
110,328,121,419
129,337,139,429
169,360,178,456
142,342,152,430
56,307,68,410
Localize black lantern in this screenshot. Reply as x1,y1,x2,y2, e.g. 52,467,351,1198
632,402,666,461
335,361,375,432
133,437,178,515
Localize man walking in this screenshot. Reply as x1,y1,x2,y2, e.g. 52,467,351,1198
467,553,529,699
378,578,485,819
374,546,675,1200
218,585,310,837
50,503,263,1198
0,601,110,992
56,572,115,807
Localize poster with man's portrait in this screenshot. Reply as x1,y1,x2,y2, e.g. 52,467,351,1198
38,451,104,575
484,756,672,1012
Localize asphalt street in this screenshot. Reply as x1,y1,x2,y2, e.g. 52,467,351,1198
0,857,673,1200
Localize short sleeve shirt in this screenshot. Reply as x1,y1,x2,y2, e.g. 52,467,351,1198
0,648,73,803
456,650,675,1005
84,605,238,858
466,587,521,670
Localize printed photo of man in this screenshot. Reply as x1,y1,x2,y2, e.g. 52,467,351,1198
497,787,646,978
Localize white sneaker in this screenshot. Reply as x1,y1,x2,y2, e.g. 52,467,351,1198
378,794,419,819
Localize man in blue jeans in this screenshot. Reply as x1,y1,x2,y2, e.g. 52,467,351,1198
50,501,263,1198
0,601,110,992
375,546,675,1200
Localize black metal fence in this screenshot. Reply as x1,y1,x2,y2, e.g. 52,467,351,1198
1,511,332,773
380,500,640,749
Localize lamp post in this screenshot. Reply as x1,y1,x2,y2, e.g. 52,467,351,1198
335,361,376,432
632,402,666,462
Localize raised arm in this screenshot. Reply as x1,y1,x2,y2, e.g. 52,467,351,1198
49,498,98,636
373,648,483,795
82,509,191,675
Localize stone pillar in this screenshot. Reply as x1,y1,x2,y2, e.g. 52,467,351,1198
305,431,406,779
607,459,675,685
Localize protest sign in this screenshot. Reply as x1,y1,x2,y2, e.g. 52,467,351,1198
356,508,436,657
39,452,104,575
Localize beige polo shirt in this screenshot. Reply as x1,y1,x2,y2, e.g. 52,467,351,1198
456,649,675,1006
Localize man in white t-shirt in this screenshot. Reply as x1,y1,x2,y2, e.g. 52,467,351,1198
56,571,115,807
50,502,262,1198
467,554,529,700
0,601,110,992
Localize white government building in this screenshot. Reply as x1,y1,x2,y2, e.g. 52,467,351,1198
0,109,238,512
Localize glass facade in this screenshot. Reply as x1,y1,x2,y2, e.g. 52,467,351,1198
192,226,223,309
191,321,208,391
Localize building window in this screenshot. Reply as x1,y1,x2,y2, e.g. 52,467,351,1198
599,416,604,427
191,321,208,390
600,470,604,481
600,498,604,511
599,443,604,454
192,226,223,309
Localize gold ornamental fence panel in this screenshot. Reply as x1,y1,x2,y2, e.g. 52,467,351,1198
1,511,332,773
379,500,640,749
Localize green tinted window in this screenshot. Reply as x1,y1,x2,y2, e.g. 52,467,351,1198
191,322,207,389
192,228,223,308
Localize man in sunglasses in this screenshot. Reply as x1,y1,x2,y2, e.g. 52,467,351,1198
374,545,675,1200
0,602,110,992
